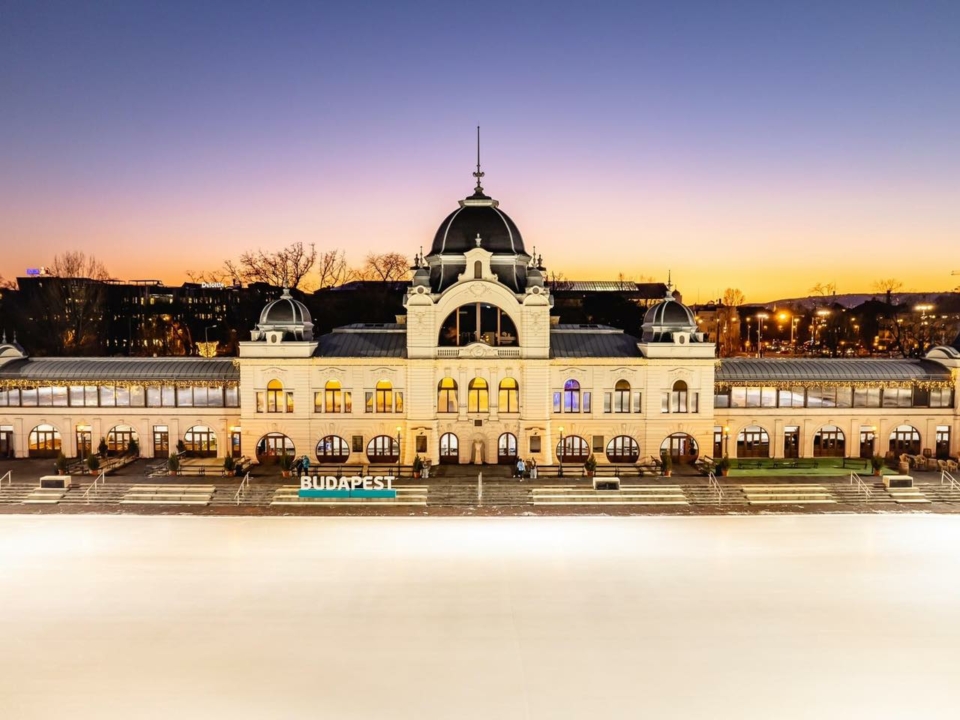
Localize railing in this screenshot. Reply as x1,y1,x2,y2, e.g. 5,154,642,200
941,470,960,492
234,473,251,505
83,472,106,504
849,472,872,501
436,346,521,359
0,470,11,488
706,472,723,504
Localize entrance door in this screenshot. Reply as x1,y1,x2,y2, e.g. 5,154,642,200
859,428,875,459
439,433,459,464
108,428,135,455
29,426,61,458
936,426,951,460
154,427,169,457
498,433,518,465
0,429,12,458
783,427,799,458
76,427,92,459
661,433,698,464
231,431,242,458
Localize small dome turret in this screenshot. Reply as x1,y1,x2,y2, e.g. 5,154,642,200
251,288,314,342
641,284,700,343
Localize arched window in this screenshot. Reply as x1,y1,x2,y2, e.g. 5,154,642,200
107,424,139,455
256,433,295,461
671,380,688,413
613,380,631,413
498,378,519,413
439,433,459,463
184,425,217,457
736,425,770,458
474,260,482,279
438,377,458,413
606,436,640,463
889,424,921,455
266,379,283,413
813,425,845,457
376,380,393,413
28,423,61,458
660,433,699,464
367,435,400,463
468,378,489,412
557,435,590,463
324,380,342,413
437,303,519,347
316,435,350,463
563,380,580,412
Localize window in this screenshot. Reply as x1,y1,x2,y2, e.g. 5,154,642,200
853,387,881,407
266,379,283,413
670,381,688,413
321,380,343,413
557,435,590,463
415,436,428,454
366,435,400,463
153,425,169,457
468,378,489,413
529,436,541,453
737,426,770,458
613,380,631,413
498,378,519,413
352,436,364,453
285,391,294,413
316,435,350,463
376,380,393,413
592,435,605,453
606,436,640,463
715,389,730,408
930,388,954,408
225,386,240,407
438,378,458,413
563,380,580,412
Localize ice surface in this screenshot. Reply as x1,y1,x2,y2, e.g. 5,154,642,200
1,515,960,719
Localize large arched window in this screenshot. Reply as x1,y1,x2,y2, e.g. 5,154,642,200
107,424,139,455
736,426,770,458
266,379,284,413
813,425,845,457
468,378,489,412
376,380,393,413
671,381,688,413
367,435,400,463
438,303,519,347
324,380,342,413
889,425,921,455
439,433,459,463
28,423,61,458
498,433,518,464
438,377,458,413
498,378,519,413
256,433,295,461
606,436,640,463
563,380,580,412
614,380,631,413
316,435,350,463
557,435,590,463
660,433,699,464
184,425,217,457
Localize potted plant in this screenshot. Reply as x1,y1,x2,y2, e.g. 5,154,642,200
55,451,69,475
871,455,885,477
412,454,423,479
279,451,293,478
661,452,673,478
223,456,236,474
718,456,731,477
127,437,139,457
86,453,100,475
167,452,180,476
98,437,108,457
584,454,598,477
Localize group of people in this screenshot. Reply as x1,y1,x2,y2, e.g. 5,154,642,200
292,455,311,476
514,457,537,481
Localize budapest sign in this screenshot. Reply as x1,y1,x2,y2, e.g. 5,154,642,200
298,475,397,499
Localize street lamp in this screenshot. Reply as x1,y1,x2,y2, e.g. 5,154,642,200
756,312,768,357
396,426,402,471
558,426,564,478
814,309,831,351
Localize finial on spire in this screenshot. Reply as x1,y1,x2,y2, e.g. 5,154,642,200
665,270,674,298
472,125,485,194
475,233,482,248
1,330,6,344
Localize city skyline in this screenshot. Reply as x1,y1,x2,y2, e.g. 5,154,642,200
2,1,958,302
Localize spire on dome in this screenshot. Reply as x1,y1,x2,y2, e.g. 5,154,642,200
472,125,485,195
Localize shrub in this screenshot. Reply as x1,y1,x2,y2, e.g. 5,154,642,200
871,455,885,472
412,455,423,473
86,454,101,472
584,454,598,472
55,452,69,473
278,451,292,471
223,456,236,472
127,438,139,457
661,452,673,471
718,456,731,472
167,453,180,472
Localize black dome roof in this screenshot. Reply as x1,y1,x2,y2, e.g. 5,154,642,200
643,299,696,327
430,194,525,256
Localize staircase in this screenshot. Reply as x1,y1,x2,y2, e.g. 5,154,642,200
270,485,428,506
0,483,39,505
740,484,836,505
120,484,216,506
531,484,689,506
916,481,960,504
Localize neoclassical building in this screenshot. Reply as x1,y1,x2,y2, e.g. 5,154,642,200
1,173,959,467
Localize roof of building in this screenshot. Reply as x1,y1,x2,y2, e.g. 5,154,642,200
551,281,669,297
717,358,953,383
430,192,525,256
259,287,312,326
0,357,238,382
550,326,643,358
315,326,407,358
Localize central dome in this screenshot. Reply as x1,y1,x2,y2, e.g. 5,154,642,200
430,192,525,255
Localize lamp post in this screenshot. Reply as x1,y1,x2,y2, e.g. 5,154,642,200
558,426,564,478
396,426,402,472
756,312,768,357
814,309,831,352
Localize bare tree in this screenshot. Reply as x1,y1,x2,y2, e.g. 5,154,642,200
185,268,233,285
809,282,837,297
361,252,410,282
0,275,16,290
547,271,572,292
317,249,349,288
224,241,318,289
29,252,111,355
872,278,905,305
721,288,745,308
49,251,110,281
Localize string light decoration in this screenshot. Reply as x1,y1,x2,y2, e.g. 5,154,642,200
0,379,238,389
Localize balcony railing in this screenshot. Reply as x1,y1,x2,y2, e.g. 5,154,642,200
437,346,520,359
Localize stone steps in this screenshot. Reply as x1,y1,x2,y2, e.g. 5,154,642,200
270,486,428,507
532,485,689,506
741,484,836,505
121,484,216,506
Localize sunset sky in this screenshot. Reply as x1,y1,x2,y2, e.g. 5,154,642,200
1,1,958,302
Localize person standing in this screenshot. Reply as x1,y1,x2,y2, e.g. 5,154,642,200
517,457,526,482
529,458,537,480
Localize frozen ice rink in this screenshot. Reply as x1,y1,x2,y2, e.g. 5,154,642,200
2,515,960,719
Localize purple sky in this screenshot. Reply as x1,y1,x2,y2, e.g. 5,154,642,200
1,0,958,301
